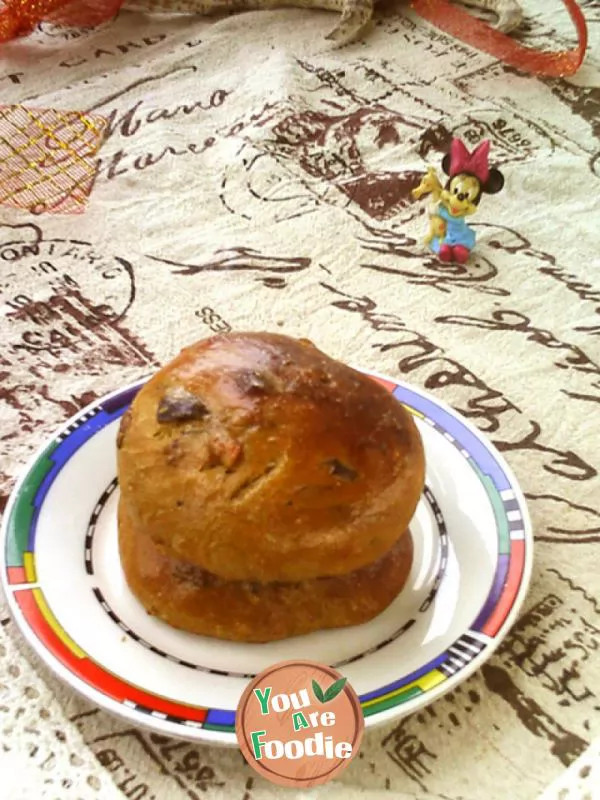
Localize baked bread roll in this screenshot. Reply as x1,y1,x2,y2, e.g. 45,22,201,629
117,332,425,583
118,500,414,642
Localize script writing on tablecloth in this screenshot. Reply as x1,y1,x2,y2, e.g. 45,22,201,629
0,105,107,214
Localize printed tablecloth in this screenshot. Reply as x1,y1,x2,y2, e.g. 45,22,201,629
1,1,599,798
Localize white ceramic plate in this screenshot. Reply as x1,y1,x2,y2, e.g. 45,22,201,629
1,371,533,746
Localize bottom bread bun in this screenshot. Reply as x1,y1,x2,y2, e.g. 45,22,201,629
118,501,414,643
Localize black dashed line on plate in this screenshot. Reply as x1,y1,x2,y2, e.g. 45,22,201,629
412,413,523,688
148,643,169,657
450,638,484,662
456,637,485,657
90,587,254,679
437,635,485,680
88,482,449,679
459,636,482,652
124,702,197,727
463,630,491,647
447,648,468,665
85,478,119,576
439,662,457,677
56,410,99,443
336,487,447,668
503,499,522,513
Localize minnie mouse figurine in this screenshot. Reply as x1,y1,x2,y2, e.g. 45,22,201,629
412,138,505,264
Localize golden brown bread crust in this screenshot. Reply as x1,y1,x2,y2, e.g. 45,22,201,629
117,332,425,582
118,500,414,643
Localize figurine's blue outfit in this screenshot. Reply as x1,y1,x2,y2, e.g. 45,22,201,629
429,205,476,254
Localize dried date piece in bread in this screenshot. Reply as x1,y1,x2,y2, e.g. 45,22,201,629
117,332,425,582
118,500,414,643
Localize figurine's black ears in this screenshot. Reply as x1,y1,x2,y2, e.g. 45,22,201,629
441,153,451,175
482,168,505,195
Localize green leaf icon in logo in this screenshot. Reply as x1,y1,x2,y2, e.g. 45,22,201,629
324,677,347,702
312,677,347,704
312,679,325,703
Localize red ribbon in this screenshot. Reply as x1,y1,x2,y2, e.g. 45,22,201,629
411,0,588,78
0,0,588,79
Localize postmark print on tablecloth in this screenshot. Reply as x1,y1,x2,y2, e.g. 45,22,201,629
219,56,557,227
216,65,596,309
0,221,156,513
382,569,599,793
494,573,600,712
71,715,228,799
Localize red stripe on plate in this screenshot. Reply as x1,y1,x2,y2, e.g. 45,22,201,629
15,590,208,723
481,540,526,638
369,375,397,393
7,566,27,584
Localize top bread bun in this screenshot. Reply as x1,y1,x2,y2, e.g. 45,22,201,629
116,332,425,583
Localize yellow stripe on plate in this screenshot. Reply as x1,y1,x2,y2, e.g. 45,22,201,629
23,552,37,583
33,589,87,659
362,668,446,709
401,403,424,419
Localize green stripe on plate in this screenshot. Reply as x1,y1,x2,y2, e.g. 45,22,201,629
5,442,58,568
361,684,422,717
203,723,236,734
469,461,510,556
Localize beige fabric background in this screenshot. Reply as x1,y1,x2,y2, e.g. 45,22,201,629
1,1,599,798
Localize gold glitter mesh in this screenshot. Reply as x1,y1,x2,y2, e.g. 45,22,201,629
0,105,107,214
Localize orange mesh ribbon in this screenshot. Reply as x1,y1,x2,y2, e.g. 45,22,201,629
0,0,123,41
0,105,107,214
411,0,588,77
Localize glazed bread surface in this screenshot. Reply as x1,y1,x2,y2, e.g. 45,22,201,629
117,332,425,582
